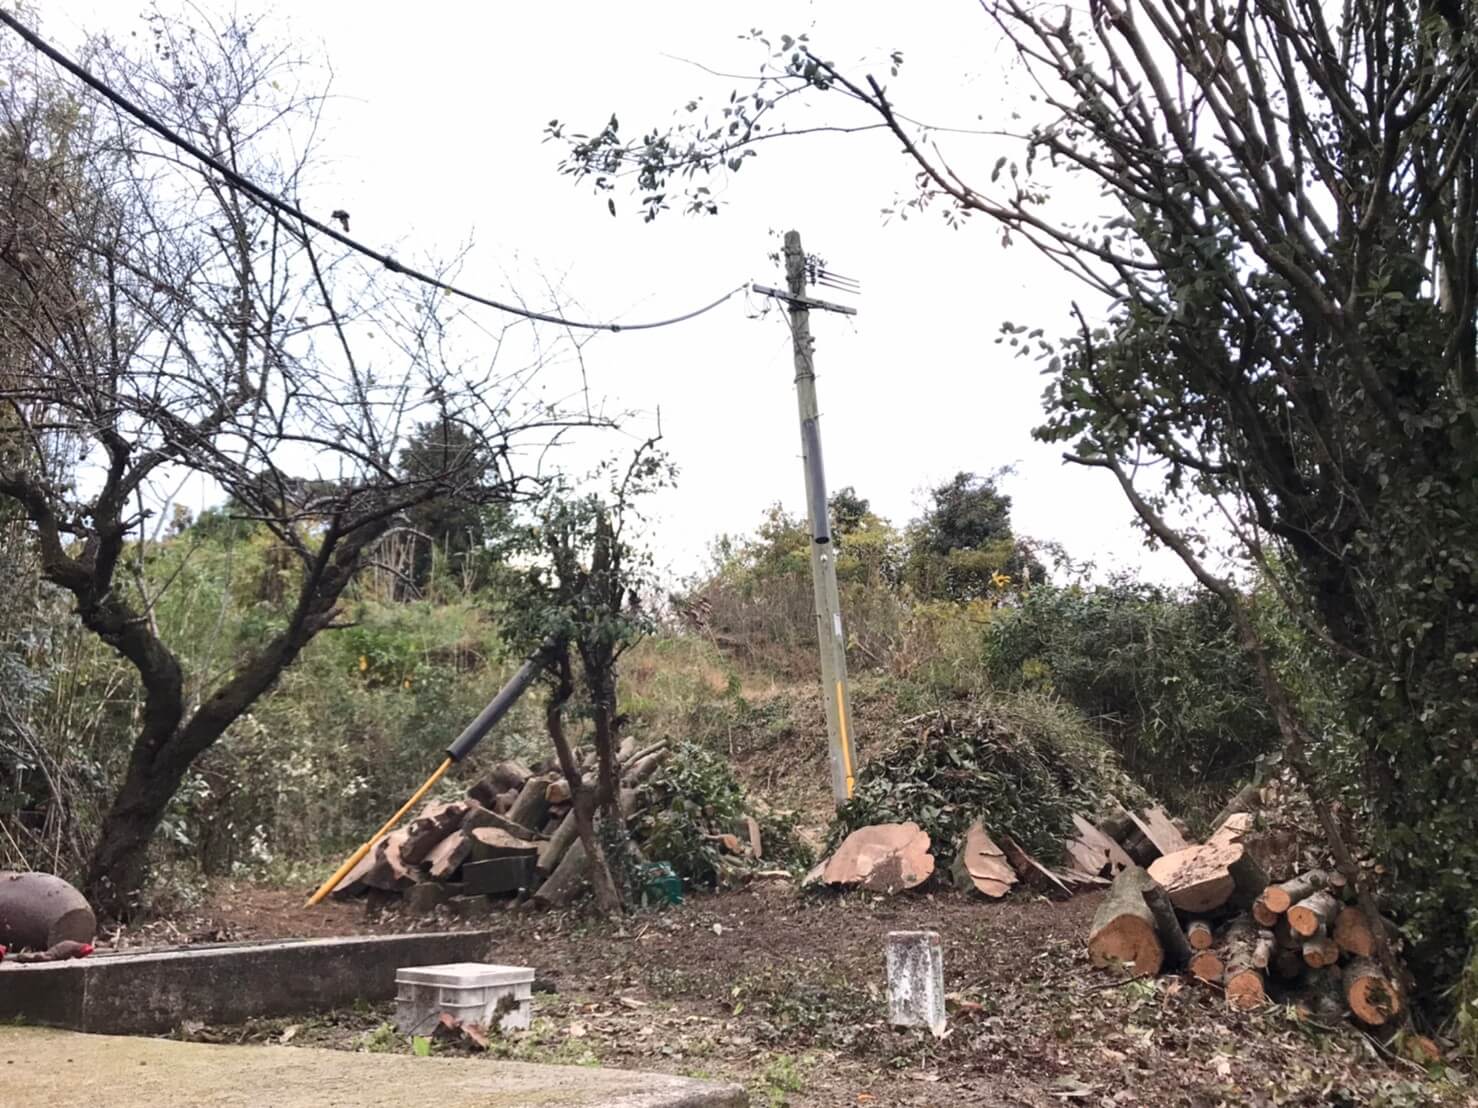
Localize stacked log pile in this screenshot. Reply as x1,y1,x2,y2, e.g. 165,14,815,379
331,742,674,911
1086,810,1405,1027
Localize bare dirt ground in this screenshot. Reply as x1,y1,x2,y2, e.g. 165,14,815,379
136,879,1474,1108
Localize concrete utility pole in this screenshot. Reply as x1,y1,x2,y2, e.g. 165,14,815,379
780,229,858,806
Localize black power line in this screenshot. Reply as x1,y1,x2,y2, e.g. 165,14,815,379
0,12,746,333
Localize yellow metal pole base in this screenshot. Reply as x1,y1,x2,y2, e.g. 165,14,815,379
305,757,454,907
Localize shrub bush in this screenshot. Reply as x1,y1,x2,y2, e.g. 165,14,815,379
635,741,812,886
983,579,1273,826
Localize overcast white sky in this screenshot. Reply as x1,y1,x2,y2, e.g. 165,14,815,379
38,0,1195,586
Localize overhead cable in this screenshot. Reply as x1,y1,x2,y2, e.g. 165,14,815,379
0,12,746,333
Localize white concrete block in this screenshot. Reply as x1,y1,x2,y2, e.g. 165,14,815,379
886,930,946,1036
394,961,534,1036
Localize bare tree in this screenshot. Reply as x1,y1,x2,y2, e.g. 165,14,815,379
0,10,596,916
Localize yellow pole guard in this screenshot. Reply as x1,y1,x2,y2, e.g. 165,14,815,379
305,756,454,907
836,681,855,798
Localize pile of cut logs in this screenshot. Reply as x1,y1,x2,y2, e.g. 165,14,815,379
1086,808,1404,1027
331,739,669,910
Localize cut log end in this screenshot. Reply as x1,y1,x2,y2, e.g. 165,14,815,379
1186,919,1214,951
1287,890,1339,938
1225,968,1266,1011
1188,950,1224,983
1088,866,1184,975
1345,958,1402,1025
1260,889,1291,915
1090,916,1164,978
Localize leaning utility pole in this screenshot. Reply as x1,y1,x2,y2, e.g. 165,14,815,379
755,230,859,806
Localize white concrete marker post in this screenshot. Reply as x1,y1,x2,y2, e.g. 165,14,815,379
886,930,946,1037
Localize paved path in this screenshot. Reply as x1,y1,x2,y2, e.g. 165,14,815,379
0,1027,747,1108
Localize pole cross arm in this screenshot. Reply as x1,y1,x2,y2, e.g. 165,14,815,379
751,283,858,316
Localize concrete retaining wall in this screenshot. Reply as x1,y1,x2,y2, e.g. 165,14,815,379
0,930,494,1034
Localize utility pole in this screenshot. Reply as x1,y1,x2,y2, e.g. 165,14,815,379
755,230,859,806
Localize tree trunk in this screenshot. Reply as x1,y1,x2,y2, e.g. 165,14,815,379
585,663,622,823
84,751,192,919
571,789,621,912
543,648,621,914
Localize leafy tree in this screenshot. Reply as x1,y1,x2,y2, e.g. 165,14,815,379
395,420,507,593
501,442,670,913
549,2,1478,1000
904,471,1043,601
827,486,871,535
0,11,587,915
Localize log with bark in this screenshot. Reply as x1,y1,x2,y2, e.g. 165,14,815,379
506,774,553,834
1344,957,1402,1026
1001,835,1075,898
0,872,96,951
330,844,381,900
489,760,532,792
422,829,472,882
1186,919,1215,951
1302,965,1347,1023
532,837,589,907
1274,916,1302,952
1097,806,1160,867
461,802,544,841
1286,890,1340,938
743,815,763,859
400,801,468,866
538,811,579,874
625,747,669,785
1255,870,1328,919
466,827,539,862
1301,935,1340,968
1209,780,1262,833
362,827,419,891
1251,897,1281,928
1087,866,1190,977
1333,905,1377,958
1222,919,1271,1010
